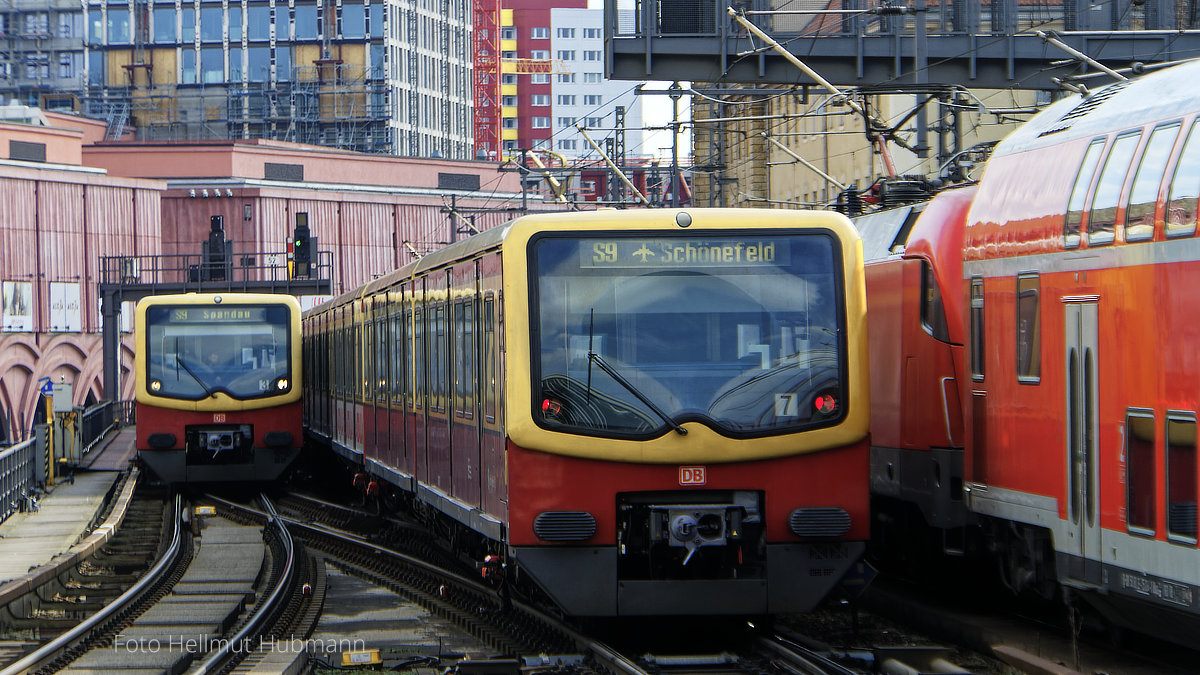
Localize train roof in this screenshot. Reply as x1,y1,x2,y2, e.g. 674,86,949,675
995,58,1200,156
310,208,861,315
314,217,516,312
854,204,922,262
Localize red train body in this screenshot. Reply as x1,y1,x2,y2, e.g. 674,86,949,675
304,208,871,617
865,59,1200,643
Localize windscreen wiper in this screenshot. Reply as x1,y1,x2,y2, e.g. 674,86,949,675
176,354,217,398
587,352,687,435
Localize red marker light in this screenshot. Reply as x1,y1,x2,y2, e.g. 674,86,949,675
814,394,838,414
542,399,563,416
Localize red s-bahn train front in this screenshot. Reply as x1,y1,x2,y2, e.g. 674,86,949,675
501,210,870,616
135,293,302,483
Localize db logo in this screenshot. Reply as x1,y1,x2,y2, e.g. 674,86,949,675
679,466,706,486
213,413,226,423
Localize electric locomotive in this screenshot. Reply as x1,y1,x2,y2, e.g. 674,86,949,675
304,208,870,617
135,292,303,483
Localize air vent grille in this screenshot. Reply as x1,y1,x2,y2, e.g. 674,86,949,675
788,507,851,538
1038,80,1132,137
534,511,596,542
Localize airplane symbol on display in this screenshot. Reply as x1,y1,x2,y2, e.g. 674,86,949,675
633,244,655,262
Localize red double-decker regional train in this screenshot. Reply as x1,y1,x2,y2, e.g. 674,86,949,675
304,208,870,617
864,58,1200,644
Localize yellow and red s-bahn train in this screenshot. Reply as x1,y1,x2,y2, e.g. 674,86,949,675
135,293,303,483
304,208,870,616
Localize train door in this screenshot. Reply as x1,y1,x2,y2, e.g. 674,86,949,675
373,301,390,463
353,309,365,455
479,252,507,523
363,302,377,459
389,300,407,476
334,310,347,451
451,260,482,510
427,272,453,493
414,280,429,487
1064,300,1101,584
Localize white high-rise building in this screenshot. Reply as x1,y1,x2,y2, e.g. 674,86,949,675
548,7,642,159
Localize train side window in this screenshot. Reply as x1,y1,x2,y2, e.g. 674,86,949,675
1166,413,1198,543
1126,121,1181,242
464,299,475,416
334,327,343,396
969,277,984,381
1065,138,1107,248
432,303,446,412
1166,118,1200,238
356,323,364,401
453,302,462,415
346,325,353,397
414,308,424,409
483,294,496,422
1126,409,1156,536
919,260,949,342
1088,130,1142,246
453,299,472,415
324,326,333,393
363,318,374,403
375,316,388,401
1015,273,1040,383
345,326,352,397
332,327,339,396
339,325,346,397
391,311,404,400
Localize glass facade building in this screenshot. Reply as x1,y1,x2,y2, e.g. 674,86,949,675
4,0,474,157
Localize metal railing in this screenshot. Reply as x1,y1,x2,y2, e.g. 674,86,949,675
0,436,40,524
0,400,135,526
79,400,135,458
100,249,334,291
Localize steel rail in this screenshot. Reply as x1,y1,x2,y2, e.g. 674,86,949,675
210,492,647,675
190,494,297,674
0,493,183,675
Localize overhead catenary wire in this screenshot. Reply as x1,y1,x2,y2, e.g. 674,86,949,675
698,2,1153,201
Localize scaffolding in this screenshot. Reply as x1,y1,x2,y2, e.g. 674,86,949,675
0,0,86,107
80,61,393,153
219,64,392,153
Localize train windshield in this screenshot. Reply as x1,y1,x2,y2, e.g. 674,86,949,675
532,231,846,438
143,304,293,400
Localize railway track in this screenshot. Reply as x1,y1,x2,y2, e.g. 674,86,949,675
211,493,578,656
223,490,1200,674
0,478,169,674
0,493,185,675
253,493,979,675
0,491,303,675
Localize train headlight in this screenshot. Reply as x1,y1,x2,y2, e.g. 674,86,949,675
274,377,290,391
150,380,162,392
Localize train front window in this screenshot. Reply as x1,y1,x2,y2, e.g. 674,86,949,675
532,233,846,437
144,304,293,400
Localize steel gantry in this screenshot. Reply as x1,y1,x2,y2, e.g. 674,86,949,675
606,0,1200,91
